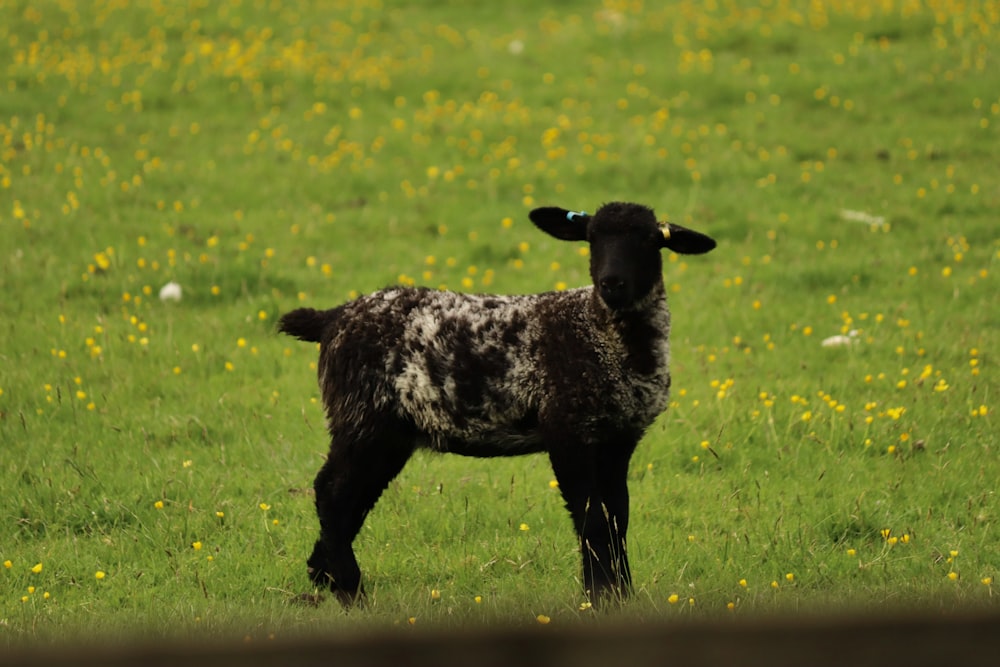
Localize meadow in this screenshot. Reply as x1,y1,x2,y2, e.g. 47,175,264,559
1,0,997,646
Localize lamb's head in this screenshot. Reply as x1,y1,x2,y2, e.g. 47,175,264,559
529,202,717,312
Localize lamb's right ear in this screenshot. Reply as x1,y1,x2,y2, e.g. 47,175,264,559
528,207,590,241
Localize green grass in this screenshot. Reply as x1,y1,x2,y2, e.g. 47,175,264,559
1,0,997,646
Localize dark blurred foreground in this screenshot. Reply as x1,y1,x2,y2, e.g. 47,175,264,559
3,609,998,667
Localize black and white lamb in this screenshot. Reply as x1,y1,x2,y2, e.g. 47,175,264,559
279,201,716,606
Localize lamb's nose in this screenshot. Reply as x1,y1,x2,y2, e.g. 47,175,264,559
600,277,626,292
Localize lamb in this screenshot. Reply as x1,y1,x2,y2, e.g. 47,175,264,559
278,201,716,607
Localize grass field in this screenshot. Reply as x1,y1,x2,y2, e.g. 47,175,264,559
1,0,998,646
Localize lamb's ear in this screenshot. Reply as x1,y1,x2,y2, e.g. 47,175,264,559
529,207,590,241
659,223,717,255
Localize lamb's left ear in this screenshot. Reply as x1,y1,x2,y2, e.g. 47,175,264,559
660,223,717,255
529,207,591,241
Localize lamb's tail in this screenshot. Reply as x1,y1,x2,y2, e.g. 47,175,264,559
277,307,338,343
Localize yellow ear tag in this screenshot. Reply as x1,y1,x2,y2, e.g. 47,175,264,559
660,224,671,240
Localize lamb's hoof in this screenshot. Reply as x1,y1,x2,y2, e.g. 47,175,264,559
292,592,325,607
586,585,631,610
333,587,365,608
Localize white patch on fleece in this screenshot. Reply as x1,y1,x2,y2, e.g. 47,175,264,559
392,290,537,442
398,309,444,409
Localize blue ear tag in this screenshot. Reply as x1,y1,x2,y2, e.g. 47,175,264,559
566,210,588,222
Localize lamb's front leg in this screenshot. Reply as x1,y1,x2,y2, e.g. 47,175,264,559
549,439,635,606
594,442,634,600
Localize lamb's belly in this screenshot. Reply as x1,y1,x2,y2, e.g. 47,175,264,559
425,425,546,457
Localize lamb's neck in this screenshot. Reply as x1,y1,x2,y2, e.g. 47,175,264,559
590,282,669,326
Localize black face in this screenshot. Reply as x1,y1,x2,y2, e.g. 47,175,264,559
528,201,716,312
587,204,664,312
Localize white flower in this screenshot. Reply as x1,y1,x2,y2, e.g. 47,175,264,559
821,330,859,348
839,209,886,227
159,281,182,302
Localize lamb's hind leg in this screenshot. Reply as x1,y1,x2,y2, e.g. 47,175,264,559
308,419,415,606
